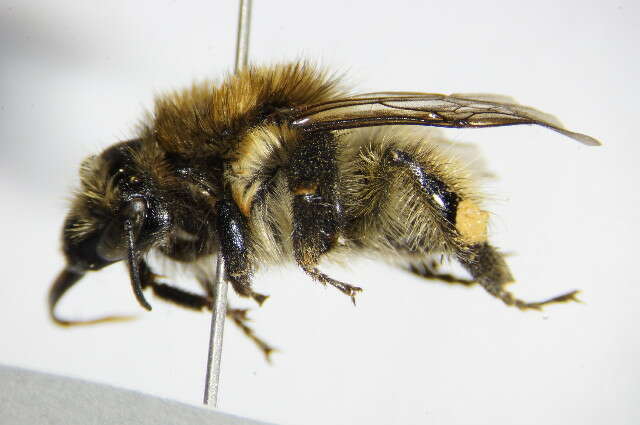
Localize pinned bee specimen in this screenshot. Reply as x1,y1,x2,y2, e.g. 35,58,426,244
50,63,599,356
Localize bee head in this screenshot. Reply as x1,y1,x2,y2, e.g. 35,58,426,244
50,140,173,322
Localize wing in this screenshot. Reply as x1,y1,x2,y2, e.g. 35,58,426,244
285,92,600,146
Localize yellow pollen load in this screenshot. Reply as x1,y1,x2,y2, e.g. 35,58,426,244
455,199,488,244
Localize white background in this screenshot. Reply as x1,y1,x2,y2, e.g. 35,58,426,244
1,1,638,424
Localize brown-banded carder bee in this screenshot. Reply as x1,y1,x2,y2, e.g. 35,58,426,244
50,62,600,357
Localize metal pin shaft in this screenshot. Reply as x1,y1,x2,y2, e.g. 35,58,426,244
203,256,227,406
203,0,252,408
234,0,252,74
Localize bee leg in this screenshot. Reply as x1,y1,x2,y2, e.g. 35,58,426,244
304,267,363,305
381,148,577,310
138,261,274,358
139,260,212,310
288,131,362,303
216,198,268,305
409,261,476,287
196,276,274,359
458,243,580,310
226,307,276,361
380,149,474,288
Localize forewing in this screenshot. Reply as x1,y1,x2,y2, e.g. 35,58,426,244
286,92,600,146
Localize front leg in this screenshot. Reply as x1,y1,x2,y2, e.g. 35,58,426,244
216,198,267,305
287,131,362,303
139,261,211,310
138,260,274,359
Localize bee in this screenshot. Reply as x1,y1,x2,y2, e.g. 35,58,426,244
50,62,600,357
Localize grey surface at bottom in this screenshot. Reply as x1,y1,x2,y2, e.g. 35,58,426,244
0,364,274,425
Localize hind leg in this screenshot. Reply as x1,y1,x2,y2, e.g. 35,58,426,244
458,242,580,311
343,137,580,311
409,259,476,287
387,147,579,310
407,248,577,310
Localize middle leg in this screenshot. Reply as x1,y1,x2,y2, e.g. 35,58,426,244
287,131,362,303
